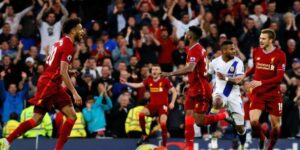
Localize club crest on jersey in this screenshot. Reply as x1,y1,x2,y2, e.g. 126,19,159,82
159,82,162,87
229,66,235,72
190,57,196,62
257,57,261,61
67,55,72,62
271,57,275,64
149,83,153,87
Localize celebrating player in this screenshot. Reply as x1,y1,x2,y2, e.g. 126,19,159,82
122,64,177,148
236,29,286,150
162,26,230,150
208,40,246,149
0,18,85,150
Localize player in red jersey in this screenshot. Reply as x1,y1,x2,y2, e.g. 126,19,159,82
0,18,85,150
162,26,230,150
236,29,286,150
122,64,177,148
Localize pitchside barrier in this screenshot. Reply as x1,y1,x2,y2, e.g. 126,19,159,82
10,138,300,150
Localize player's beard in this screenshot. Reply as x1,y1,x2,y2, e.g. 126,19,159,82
184,38,190,46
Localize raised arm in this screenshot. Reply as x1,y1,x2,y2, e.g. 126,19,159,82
17,1,35,19
59,1,69,24
167,0,177,22
163,62,196,77
36,3,48,26
0,0,9,10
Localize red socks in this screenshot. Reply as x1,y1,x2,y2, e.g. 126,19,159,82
160,123,167,146
185,116,194,149
204,112,227,126
267,128,280,150
55,118,75,150
139,113,146,135
7,119,37,144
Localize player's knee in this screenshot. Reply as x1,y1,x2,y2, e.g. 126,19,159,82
236,126,245,135
250,120,259,126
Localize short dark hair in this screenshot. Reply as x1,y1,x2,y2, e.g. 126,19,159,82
221,40,233,50
261,28,276,40
188,26,202,40
62,18,81,34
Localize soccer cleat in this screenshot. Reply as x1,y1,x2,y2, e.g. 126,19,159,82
241,144,245,150
211,137,218,150
0,138,10,150
136,135,149,146
231,138,240,149
259,138,267,150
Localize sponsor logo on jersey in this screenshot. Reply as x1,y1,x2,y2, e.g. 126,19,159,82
67,55,72,62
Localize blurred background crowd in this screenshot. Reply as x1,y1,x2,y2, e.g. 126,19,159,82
0,0,299,142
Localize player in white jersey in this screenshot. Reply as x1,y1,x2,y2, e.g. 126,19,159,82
208,40,246,149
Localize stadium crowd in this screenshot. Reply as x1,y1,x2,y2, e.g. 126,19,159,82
0,0,299,142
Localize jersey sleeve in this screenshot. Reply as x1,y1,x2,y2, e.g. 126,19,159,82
187,47,202,64
261,52,286,85
165,79,173,89
61,42,73,63
236,60,244,76
143,78,150,87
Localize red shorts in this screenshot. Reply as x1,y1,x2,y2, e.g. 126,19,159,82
29,80,72,114
250,94,282,116
145,104,168,117
184,94,210,113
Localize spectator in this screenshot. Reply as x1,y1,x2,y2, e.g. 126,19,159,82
81,58,101,80
249,4,268,29
90,39,111,65
112,70,132,103
111,93,132,138
123,16,138,48
127,56,139,75
0,71,28,123
282,12,298,42
172,39,187,68
267,1,282,24
2,113,20,138
0,23,12,43
135,0,157,26
167,0,204,39
157,27,177,72
238,17,260,59
285,39,300,70
20,105,52,138
36,1,69,57
125,99,152,138
112,37,133,70
136,33,160,66
101,31,117,53
88,21,102,42
108,0,127,37
83,86,113,138
1,1,35,34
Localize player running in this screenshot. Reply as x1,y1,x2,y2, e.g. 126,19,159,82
162,26,230,150
236,29,286,150
122,64,177,148
208,40,246,149
0,18,85,150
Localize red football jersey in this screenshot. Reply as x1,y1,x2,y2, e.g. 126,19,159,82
42,36,75,85
143,77,173,105
186,43,211,98
247,47,286,97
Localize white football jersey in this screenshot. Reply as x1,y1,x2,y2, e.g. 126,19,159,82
208,56,244,97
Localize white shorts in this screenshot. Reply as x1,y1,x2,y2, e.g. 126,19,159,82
213,92,244,125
